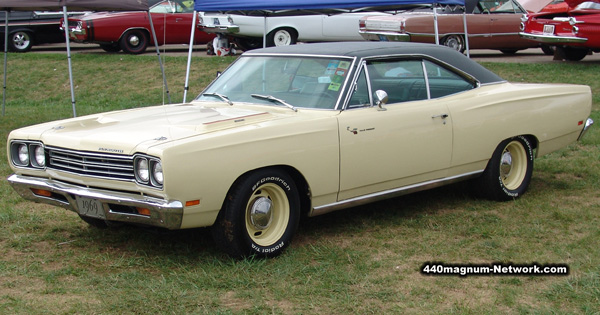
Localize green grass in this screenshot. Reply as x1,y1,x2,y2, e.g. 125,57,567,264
1,53,599,314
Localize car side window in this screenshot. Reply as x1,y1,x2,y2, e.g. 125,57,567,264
351,58,476,106
424,60,476,98
348,69,371,108
365,59,428,104
478,0,522,13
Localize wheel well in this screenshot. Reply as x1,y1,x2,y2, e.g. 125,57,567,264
521,134,539,156
119,28,150,42
225,165,312,218
269,27,298,37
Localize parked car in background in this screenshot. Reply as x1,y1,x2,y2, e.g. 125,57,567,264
7,42,593,257
358,0,541,54
198,12,392,51
520,0,600,60
65,0,214,54
0,11,84,52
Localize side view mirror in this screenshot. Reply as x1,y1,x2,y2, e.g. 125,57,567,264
375,90,388,111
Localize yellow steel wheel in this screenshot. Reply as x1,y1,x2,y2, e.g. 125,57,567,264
245,182,290,246
499,140,528,190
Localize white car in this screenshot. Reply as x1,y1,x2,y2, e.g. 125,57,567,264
199,12,390,50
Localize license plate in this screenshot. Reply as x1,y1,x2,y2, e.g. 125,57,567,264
543,24,555,35
76,196,106,220
378,35,389,42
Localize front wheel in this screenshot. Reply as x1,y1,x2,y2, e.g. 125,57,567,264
8,31,33,52
475,136,534,201
212,169,300,258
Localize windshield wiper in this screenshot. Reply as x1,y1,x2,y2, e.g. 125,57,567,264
251,94,297,112
202,93,233,105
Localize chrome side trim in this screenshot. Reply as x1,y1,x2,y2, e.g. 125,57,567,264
310,170,483,217
8,174,183,230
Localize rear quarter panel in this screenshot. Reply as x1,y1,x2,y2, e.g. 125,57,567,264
449,82,592,172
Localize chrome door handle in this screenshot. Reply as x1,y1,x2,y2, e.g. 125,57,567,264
431,114,448,119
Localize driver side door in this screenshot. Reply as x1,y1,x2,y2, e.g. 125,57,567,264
337,58,456,201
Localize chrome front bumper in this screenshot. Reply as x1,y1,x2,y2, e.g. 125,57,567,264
8,174,183,230
578,118,594,141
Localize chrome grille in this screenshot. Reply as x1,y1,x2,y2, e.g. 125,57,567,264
47,147,134,181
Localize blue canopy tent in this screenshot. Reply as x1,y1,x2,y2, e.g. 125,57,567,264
182,0,468,102
0,0,170,117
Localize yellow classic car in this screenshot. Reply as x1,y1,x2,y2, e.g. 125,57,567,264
7,42,593,258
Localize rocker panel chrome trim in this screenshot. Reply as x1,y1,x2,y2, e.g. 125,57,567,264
310,170,483,217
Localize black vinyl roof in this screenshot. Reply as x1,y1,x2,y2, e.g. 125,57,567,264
245,41,504,84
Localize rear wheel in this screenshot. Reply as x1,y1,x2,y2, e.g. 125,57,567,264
442,34,465,53
120,29,149,54
267,28,297,47
541,45,555,55
475,136,534,201
234,37,263,51
563,47,589,61
211,169,300,258
8,31,33,52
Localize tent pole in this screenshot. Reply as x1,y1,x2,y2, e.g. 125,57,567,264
147,11,171,104
433,5,439,45
2,11,8,116
183,10,197,103
263,16,267,48
463,8,470,57
63,6,77,117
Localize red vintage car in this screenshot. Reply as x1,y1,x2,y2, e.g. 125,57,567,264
520,0,600,60
65,0,214,54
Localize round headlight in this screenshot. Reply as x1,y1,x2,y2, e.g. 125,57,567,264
136,158,149,183
18,144,30,165
152,161,163,186
34,145,45,167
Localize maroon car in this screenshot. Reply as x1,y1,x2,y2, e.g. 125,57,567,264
65,0,215,54
520,0,600,60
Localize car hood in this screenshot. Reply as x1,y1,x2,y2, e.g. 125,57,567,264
25,103,284,155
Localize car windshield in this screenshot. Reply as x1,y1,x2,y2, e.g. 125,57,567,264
575,1,600,9
197,56,353,110
150,1,192,13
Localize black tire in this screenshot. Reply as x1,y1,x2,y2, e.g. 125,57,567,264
541,45,555,56
8,31,33,52
78,214,108,229
500,49,518,55
234,37,263,51
563,47,589,61
475,136,534,201
119,29,149,55
442,34,465,53
266,28,297,47
211,169,301,258
99,43,121,53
